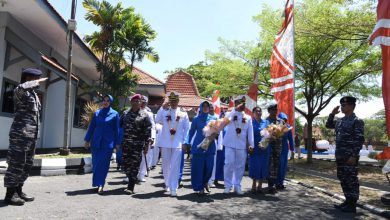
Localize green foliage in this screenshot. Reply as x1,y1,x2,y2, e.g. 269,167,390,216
365,109,387,145
172,0,380,163
254,0,381,162
83,0,158,106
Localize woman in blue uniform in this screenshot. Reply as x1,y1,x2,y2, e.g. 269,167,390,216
185,101,217,195
214,111,226,186
84,95,120,194
248,107,269,193
276,112,294,190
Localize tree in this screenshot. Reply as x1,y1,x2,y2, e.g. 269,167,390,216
365,109,387,145
178,0,381,163
83,0,159,107
253,0,382,162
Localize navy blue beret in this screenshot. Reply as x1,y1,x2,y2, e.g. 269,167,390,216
340,96,356,104
22,68,42,76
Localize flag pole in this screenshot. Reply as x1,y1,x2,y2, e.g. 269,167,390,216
291,0,296,176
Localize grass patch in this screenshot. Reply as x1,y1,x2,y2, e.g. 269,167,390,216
287,163,390,210
289,159,388,186
34,153,91,159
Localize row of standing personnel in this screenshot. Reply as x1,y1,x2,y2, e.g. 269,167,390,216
3,67,364,214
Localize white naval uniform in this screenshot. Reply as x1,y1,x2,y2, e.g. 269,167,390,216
155,107,190,193
138,109,156,181
151,124,162,167
223,109,254,191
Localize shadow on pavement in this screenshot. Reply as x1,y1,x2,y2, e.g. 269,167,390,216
131,190,167,199
319,207,363,220
107,181,126,186
65,188,96,196
0,200,9,208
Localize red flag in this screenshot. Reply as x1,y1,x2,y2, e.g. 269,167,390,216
270,0,295,127
369,0,390,147
211,90,221,115
245,83,258,115
245,60,260,115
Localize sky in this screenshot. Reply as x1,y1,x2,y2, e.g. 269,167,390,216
49,0,384,119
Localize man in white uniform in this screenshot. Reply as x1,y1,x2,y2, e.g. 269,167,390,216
155,91,190,197
138,96,156,182
223,95,254,195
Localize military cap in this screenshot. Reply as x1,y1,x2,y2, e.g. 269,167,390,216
340,96,356,105
278,112,288,120
22,68,42,76
130,94,142,101
167,91,180,101
267,101,278,110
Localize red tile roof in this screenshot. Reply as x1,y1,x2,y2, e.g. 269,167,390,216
166,70,200,96
163,95,210,109
133,67,164,86
41,55,79,81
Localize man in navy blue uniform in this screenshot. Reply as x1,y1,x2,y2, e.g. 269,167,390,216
4,68,47,206
326,96,365,213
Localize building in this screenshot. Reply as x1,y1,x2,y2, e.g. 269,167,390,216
0,0,103,150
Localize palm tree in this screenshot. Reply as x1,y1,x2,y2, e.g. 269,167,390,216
117,9,159,71
83,0,125,87
82,0,159,106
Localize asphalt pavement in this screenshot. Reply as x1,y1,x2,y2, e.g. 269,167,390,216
0,161,386,220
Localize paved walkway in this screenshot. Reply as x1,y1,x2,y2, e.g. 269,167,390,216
0,161,385,220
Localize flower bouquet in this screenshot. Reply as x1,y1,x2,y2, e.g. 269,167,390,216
197,117,230,150
258,123,291,149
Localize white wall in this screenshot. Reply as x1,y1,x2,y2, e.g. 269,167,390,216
0,117,12,149
42,76,79,148
71,127,86,147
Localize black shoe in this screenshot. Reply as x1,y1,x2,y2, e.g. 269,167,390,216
4,188,25,206
204,184,211,193
340,203,356,213
275,185,286,190
16,186,34,202
334,201,348,209
124,188,135,195
268,187,277,194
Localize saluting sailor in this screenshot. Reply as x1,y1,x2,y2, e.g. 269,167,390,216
223,95,254,195
155,91,190,197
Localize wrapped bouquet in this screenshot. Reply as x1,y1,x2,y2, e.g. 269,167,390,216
197,117,230,150
258,123,291,149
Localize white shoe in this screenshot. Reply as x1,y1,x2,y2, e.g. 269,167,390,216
165,187,170,192
235,188,244,195
123,177,129,183
223,188,230,194
138,178,146,182
170,191,177,197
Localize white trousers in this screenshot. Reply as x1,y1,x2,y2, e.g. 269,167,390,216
151,146,160,167
138,144,154,180
208,153,217,184
223,147,247,190
161,147,182,192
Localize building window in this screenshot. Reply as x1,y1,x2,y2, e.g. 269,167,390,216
73,98,87,128
1,79,18,114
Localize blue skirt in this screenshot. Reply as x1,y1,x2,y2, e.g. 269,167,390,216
249,147,271,180
215,146,225,181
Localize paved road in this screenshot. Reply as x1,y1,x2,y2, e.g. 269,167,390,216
0,161,385,220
